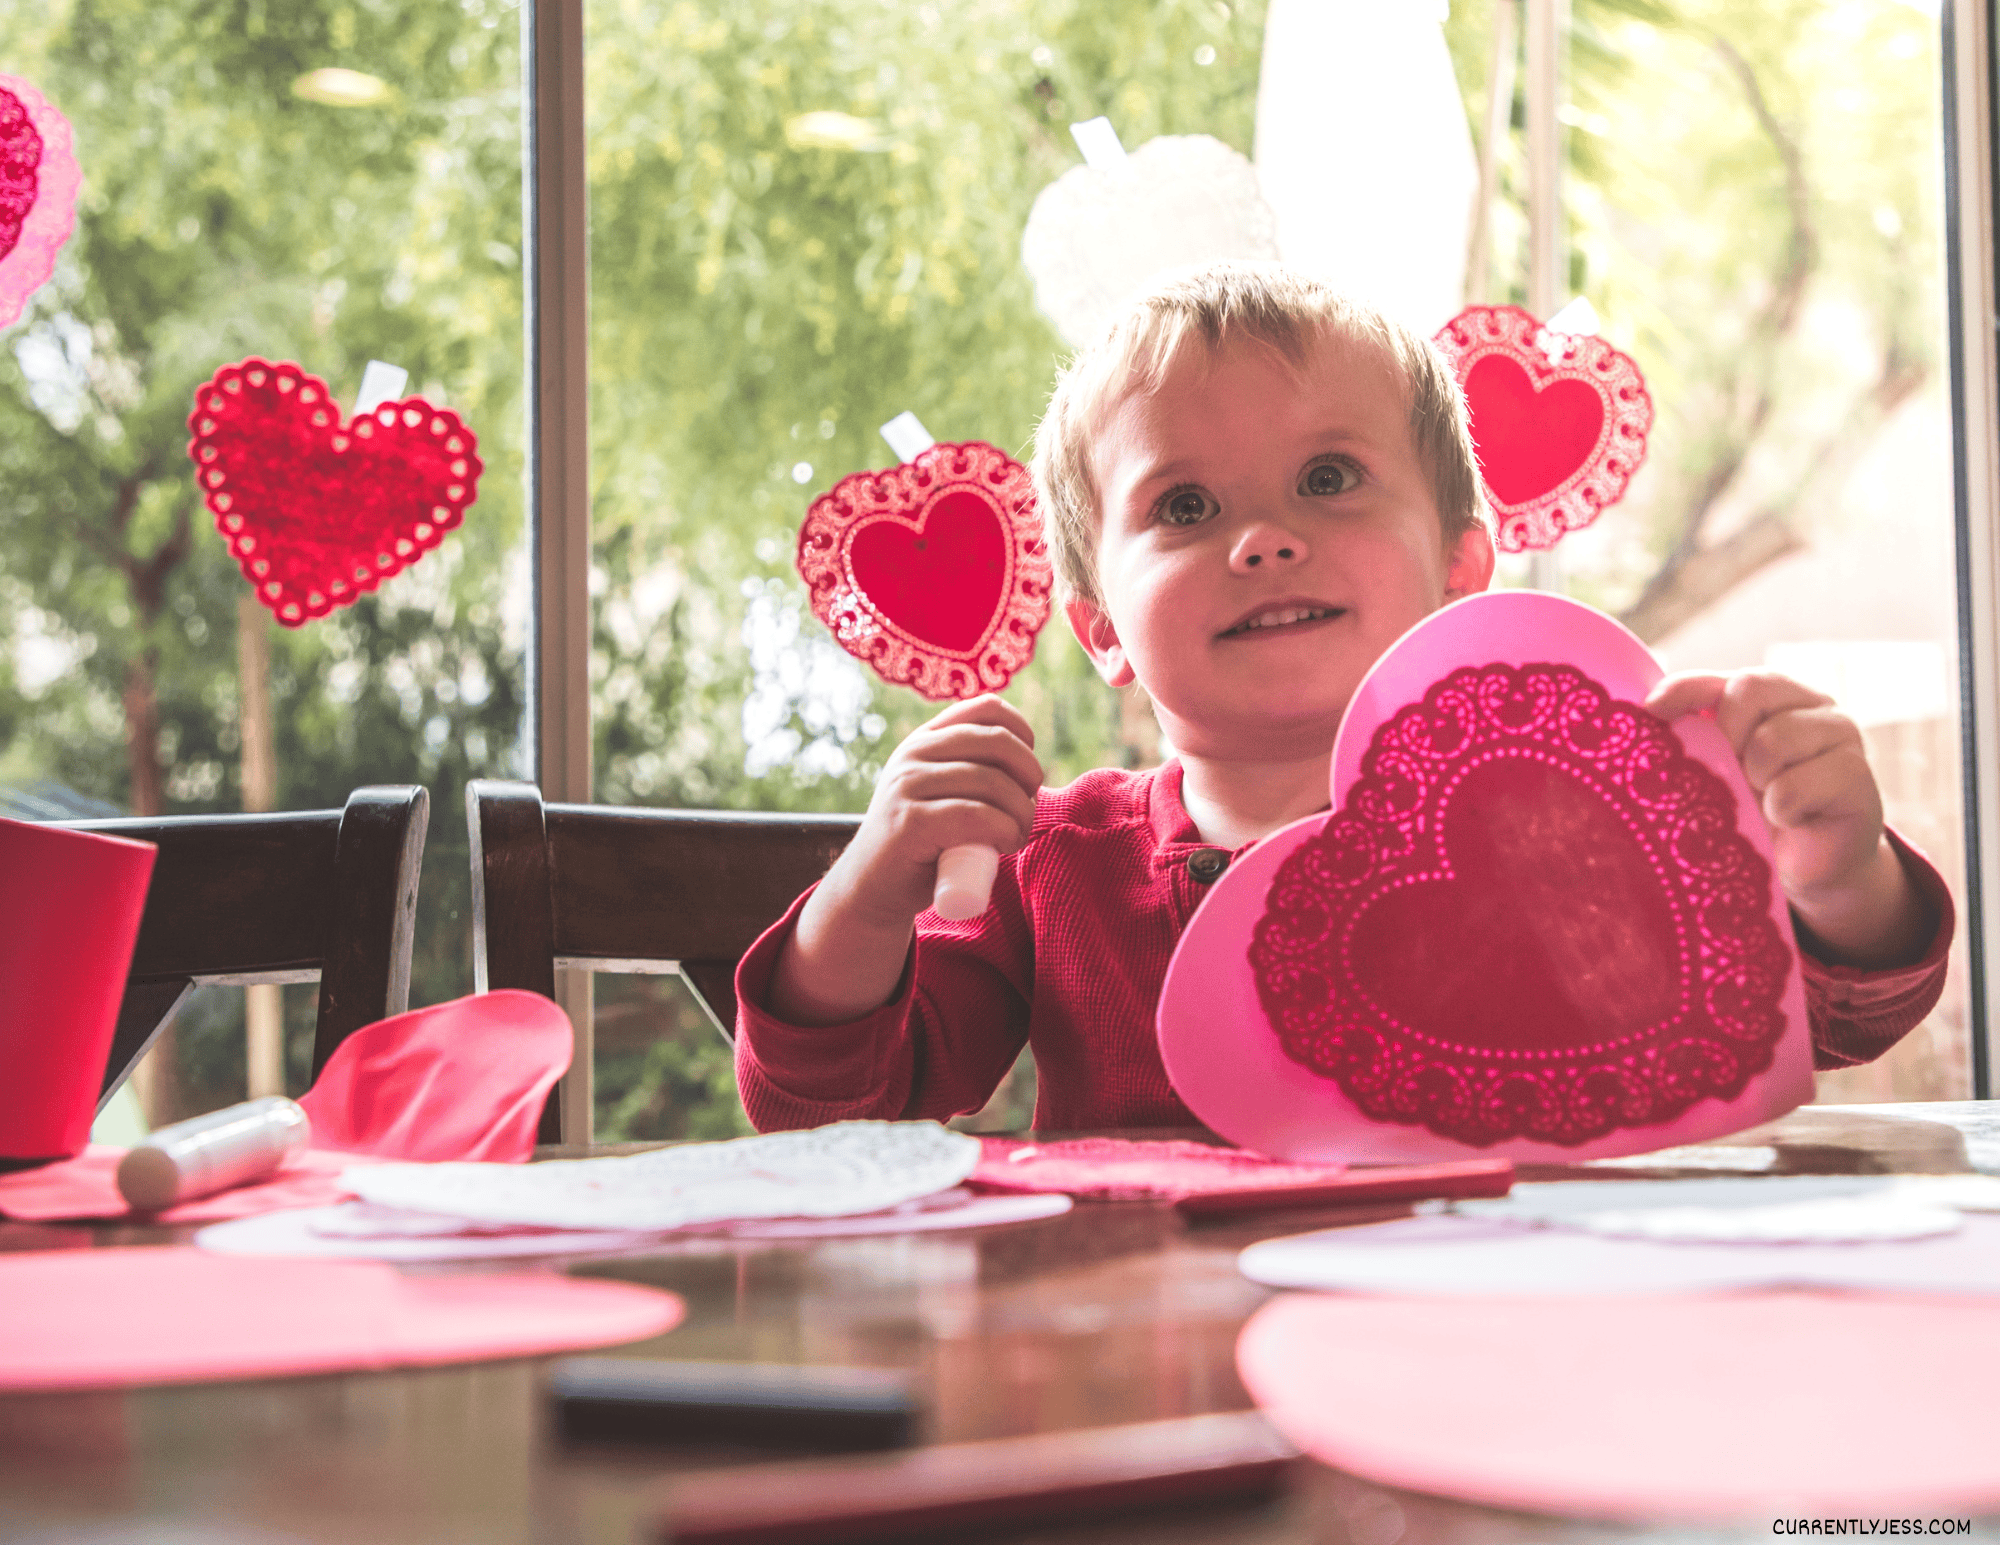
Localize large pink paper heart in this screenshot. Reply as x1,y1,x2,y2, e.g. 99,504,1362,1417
1158,592,1813,1164
186,358,481,627
1252,662,1792,1148
797,442,1051,700
0,75,79,329
1433,305,1653,553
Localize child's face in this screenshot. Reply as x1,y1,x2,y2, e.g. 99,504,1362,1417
1069,333,1494,763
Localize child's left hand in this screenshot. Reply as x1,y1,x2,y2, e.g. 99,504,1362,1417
1646,670,1935,970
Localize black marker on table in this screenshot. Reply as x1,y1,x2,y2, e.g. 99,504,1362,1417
549,1358,919,1453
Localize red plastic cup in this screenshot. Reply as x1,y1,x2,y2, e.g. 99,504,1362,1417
0,819,156,1166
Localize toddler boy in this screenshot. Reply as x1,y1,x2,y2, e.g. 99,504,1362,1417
735,264,1951,1132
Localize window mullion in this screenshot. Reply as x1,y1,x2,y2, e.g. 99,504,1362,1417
524,0,594,1140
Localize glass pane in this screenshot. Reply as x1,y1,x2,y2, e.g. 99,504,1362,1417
584,0,1268,1130
5,2,529,1125
580,0,1970,1132
1454,0,1967,1099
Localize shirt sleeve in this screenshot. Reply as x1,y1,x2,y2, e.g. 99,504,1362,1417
1801,828,1955,1071
733,873,1035,1133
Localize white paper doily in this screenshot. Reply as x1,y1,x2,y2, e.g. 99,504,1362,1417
1454,1175,2000,1245
343,1120,981,1232
1020,134,1278,347
195,1189,1071,1261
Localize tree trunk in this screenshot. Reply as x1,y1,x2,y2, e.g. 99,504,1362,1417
121,651,166,819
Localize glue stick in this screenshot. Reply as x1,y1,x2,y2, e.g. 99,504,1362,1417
115,1095,311,1212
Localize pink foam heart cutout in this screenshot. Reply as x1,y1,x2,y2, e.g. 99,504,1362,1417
0,74,79,329
186,358,482,627
1158,592,1813,1164
1434,305,1653,553
797,442,1052,700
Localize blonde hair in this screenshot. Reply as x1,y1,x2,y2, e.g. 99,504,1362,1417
1031,262,1486,609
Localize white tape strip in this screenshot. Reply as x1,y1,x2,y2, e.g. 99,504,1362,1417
353,359,410,418
1069,117,1128,171
879,411,937,463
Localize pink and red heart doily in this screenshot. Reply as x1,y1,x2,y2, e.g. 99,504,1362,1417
186,358,481,627
0,74,80,329
1158,592,1812,1164
1432,305,1653,553
796,441,1051,700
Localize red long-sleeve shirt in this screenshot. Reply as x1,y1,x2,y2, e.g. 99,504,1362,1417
734,762,1955,1134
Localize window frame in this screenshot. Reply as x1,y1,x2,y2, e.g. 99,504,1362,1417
1946,0,1998,1097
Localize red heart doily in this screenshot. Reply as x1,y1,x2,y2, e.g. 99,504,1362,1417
1248,661,1791,1149
796,442,1051,700
0,74,78,330
1432,305,1653,553
186,359,481,627
0,85,42,264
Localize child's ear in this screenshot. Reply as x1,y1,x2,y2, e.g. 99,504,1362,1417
1065,598,1136,688
1443,524,1497,602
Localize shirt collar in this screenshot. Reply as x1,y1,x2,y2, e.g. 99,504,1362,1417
1148,760,1207,853
1147,757,1331,861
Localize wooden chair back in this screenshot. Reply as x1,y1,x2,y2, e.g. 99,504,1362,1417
56,785,429,1102
466,779,859,1141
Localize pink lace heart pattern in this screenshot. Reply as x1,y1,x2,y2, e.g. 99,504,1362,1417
796,441,1051,700
0,86,43,263
1250,662,1791,1148
1433,305,1653,554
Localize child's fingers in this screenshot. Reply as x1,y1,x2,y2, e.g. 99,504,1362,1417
1738,706,1865,794
884,759,1040,847
1646,670,1834,761
919,693,1037,749
1760,745,1880,836
907,720,1044,795
1708,673,1837,761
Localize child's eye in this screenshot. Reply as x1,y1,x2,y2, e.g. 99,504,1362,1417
1154,485,1219,527
1299,459,1361,497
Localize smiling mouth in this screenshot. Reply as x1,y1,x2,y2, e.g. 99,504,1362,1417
1221,605,1345,638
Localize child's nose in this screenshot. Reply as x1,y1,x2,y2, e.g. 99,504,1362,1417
1228,521,1308,574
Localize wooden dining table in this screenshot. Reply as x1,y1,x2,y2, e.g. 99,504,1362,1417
1,1103,1994,1545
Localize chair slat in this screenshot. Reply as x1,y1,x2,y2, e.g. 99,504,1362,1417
466,781,861,1141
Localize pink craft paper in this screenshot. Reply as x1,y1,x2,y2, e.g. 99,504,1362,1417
1159,592,1813,1164
0,819,156,1164
0,990,569,1221
0,74,80,329
969,1138,1511,1214
1238,1290,2000,1519
0,1247,681,1391
0,1145,375,1225
298,989,571,1162
969,1137,1343,1200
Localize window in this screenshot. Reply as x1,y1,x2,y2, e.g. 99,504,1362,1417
6,0,1991,1133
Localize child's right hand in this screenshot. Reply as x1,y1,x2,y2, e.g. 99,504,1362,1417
767,696,1043,1027
837,694,1044,929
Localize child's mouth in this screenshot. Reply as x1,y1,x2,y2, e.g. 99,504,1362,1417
1221,605,1344,638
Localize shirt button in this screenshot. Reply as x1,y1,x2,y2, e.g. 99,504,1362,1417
1187,849,1230,884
